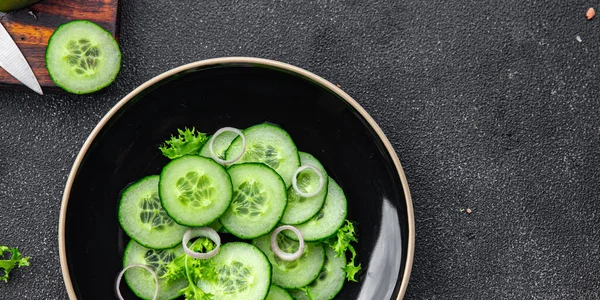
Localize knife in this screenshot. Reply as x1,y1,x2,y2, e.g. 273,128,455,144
0,22,43,95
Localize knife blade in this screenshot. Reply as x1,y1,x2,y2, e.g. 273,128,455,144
0,22,43,95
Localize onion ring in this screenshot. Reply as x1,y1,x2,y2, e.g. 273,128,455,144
182,227,221,259
271,225,305,261
292,165,325,198
115,264,158,300
209,127,246,165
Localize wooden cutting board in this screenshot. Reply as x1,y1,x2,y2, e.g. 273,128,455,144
0,0,120,93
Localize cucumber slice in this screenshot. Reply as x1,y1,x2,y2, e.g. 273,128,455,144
159,155,233,227
207,219,231,234
122,240,187,300
118,175,187,249
219,163,287,239
266,284,293,300
208,219,224,232
289,246,346,300
283,177,347,242
280,152,329,225
253,232,325,289
199,131,239,160
197,242,271,300
226,123,300,187
46,20,121,94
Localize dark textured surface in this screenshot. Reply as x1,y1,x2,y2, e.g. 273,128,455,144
0,0,599,299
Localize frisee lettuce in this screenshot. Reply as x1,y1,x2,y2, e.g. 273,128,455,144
325,220,362,282
299,285,316,300
0,246,30,283
162,238,217,300
159,127,208,159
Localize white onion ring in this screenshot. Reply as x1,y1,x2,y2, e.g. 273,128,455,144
292,165,325,198
209,127,246,165
182,227,221,259
271,225,305,261
116,264,158,300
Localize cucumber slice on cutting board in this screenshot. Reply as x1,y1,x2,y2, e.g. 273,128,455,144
197,242,271,300
280,152,329,225
159,155,233,227
46,20,121,94
118,175,187,249
253,232,325,289
122,240,187,300
226,123,300,187
283,177,347,242
219,163,287,239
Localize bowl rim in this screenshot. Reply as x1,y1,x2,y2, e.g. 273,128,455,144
58,56,415,299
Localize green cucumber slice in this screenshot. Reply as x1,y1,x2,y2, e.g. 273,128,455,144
219,163,287,239
206,219,231,234
122,240,187,300
118,175,187,249
46,20,121,94
208,219,224,232
159,155,233,227
226,123,300,187
280,152,329,225
266,284,293,300
289,246,346,300
206,218,230,233
197,242,271,300
253,232,325,289
283,177,347,242
199,131,239,160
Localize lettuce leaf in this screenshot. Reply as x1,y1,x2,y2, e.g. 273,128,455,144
161,238,217,300
299,286,316,300
159,127,208,159
180,283,214,300
325,220,362,282
0,246,30,283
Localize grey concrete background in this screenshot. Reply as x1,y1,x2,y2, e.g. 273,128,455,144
1,0,599,299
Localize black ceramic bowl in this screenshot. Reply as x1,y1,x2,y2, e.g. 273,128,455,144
58,57,415,299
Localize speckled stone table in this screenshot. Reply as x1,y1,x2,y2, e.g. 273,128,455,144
1,1,599,299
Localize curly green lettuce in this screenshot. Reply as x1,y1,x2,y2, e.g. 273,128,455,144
0,246,30,283
162,238,216,300
159,127,208,159
299,286,316,300
325,220,362,282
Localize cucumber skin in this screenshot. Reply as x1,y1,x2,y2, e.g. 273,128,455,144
117,175,186,250
45,20,121,94
219,162,288,240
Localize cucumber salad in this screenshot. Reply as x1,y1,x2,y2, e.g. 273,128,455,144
115,123,361,300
